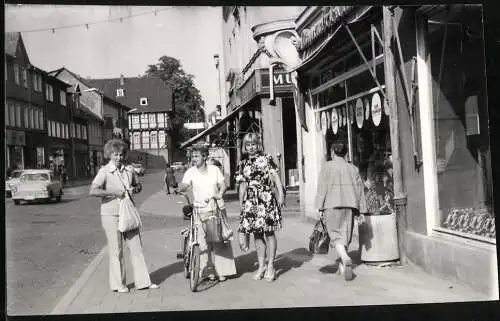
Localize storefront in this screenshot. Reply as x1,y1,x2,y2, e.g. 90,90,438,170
6,129,26,170
293,5,497,296
48,139,70,177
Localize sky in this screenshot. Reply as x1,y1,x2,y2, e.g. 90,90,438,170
5,5,223,114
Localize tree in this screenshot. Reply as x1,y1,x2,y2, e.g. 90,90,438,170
145,56,206,146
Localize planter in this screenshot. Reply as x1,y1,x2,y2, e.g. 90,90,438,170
359,212,399,262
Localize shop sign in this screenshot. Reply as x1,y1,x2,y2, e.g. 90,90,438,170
320,111,328,134
295,6,353,52
261,71,293,88
371,93,382,127
6,130,26,146
355,98,364,129
331,108,339,134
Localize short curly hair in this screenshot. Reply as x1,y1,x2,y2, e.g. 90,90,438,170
103,138,128,159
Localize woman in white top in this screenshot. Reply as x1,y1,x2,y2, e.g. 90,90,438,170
177,144,236,281
89,139,158,293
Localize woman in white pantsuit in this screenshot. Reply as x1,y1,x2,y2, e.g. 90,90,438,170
89,139,159,293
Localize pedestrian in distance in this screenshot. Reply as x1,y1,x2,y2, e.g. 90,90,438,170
315,140,367,281
235,133,285,282
89,138,159,293
163,163,177,194
176,144,236,282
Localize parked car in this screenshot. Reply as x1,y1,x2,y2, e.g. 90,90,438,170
5,169,24,197
131,162,145,176
11,169,63,205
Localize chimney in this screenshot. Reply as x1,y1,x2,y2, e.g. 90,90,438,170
120,74,124,86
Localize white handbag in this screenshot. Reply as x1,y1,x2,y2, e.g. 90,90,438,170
116,170,142,233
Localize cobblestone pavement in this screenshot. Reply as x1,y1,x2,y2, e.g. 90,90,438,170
58,191,490,315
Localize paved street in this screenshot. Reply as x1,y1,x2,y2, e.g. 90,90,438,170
5,169,177,315
52,189,489,315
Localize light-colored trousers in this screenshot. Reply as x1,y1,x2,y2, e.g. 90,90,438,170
101,215,152,290
323,207,354,248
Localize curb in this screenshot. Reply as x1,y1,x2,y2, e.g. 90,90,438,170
51,245,108,315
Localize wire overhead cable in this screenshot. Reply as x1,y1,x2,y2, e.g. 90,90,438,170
13,7,172,34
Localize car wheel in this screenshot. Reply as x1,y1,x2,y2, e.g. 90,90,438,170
13,200,21,205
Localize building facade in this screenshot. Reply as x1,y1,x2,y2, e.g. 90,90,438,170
87,76,174,168
180,6,305,189
50,67,131,173
287,5,496,296
5,32,48,170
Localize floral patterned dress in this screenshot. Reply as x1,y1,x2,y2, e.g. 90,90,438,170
235,153,282,234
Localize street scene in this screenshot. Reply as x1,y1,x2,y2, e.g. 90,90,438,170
4,4,499,317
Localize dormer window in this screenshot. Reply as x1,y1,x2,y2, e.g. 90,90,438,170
140,97,148,106
116,88,124,97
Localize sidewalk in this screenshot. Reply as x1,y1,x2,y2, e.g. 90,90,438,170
54,192,490,314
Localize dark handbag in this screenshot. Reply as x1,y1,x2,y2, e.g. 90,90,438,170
309,217,330,254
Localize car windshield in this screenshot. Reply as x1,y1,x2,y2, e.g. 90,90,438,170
21,173,49,182
11,171,23,178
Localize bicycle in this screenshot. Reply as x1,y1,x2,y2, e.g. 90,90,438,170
176,192,227,292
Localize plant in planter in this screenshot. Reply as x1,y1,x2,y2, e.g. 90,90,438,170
359,165,399,263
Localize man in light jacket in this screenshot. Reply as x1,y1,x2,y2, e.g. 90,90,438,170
315,140,367,281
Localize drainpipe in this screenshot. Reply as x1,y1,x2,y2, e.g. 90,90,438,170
269,63,275,105
383,6,407,264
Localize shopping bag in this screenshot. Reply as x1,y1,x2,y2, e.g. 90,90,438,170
238,232,250,252
221,215,233,242
118,196,142,233
203,215,223,244
309,217,330,254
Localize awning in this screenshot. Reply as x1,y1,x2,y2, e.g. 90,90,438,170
291,6,375,73
179,104,245,149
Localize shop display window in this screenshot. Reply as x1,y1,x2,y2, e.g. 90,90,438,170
312,36,392,216
426,6,494,240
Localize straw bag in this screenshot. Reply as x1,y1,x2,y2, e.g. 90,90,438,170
201,200,223,244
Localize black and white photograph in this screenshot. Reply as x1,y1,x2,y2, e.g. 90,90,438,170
4,3,499,317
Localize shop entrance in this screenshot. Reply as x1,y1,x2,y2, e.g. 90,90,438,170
282,97,298,187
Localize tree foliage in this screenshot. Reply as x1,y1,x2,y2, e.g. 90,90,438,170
145,56,205,146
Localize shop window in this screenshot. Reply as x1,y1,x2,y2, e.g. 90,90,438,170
426,7,494,240
36,147,45,168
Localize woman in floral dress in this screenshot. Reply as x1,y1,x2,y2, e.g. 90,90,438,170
235,133,285,282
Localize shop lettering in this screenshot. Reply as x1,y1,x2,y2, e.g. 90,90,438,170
273,73,292,86
296,6,353,52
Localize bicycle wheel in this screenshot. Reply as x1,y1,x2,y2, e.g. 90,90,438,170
189,244,201,292
183,236,190,279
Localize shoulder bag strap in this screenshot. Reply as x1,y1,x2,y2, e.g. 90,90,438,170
115,170,134,204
